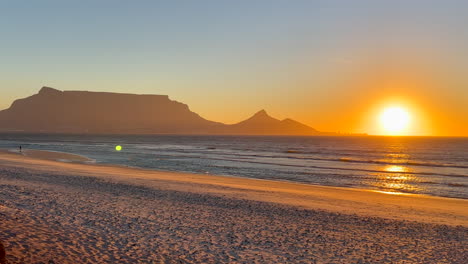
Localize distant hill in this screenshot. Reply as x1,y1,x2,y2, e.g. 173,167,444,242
0,87,323,135
226,110,319,135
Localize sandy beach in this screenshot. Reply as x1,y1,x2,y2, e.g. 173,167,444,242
0,150,466,263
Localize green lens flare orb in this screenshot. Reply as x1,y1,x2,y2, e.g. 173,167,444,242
115,145,122,151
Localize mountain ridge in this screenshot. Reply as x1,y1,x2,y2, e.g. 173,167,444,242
0,87,323,135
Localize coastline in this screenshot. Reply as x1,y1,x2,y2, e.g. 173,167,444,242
0,148,94,163
1,136,466,200
0,149,466,226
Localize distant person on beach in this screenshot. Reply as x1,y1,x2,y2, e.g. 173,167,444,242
19,145,22,153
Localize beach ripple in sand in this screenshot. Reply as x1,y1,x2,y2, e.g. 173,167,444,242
0,167,467,263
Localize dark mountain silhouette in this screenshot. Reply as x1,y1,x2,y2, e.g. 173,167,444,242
0,87,222,134
0,87,322,135
227,110,319,135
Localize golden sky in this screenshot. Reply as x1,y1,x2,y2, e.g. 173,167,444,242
0,1,467,136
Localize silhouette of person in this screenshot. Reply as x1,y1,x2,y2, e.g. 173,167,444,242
19,145,22,153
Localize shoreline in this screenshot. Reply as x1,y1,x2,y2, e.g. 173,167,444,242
2,147,466,200
0,149,466,226
0,148,94,163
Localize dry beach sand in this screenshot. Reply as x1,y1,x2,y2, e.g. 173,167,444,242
0,150,466,263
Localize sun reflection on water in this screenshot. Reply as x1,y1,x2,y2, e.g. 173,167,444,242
372,190,412,196
371,164,422,195
384,165,407,173
385,153,410,159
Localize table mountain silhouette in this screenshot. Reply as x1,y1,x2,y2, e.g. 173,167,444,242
0,87,321,135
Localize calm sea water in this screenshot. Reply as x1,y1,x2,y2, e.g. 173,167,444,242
0,134,467,199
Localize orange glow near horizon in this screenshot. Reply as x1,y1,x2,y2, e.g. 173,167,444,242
352,93,438,136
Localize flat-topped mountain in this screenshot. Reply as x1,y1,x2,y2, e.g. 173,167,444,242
0,87,222,134
0,87,322,135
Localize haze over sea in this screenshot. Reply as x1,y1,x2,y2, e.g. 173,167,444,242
1,134,466,199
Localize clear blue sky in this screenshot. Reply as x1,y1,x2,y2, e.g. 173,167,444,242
1,0,467,135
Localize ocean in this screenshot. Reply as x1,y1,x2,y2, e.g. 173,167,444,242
0,134,466,199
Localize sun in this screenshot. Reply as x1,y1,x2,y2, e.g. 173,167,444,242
379,106,410,135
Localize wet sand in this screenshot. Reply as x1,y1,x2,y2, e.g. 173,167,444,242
0,150,466,263
3,149,94,163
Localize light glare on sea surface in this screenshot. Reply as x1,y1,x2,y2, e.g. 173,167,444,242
384,165,407,173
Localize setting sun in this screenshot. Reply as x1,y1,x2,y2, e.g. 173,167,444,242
380,107,411,135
